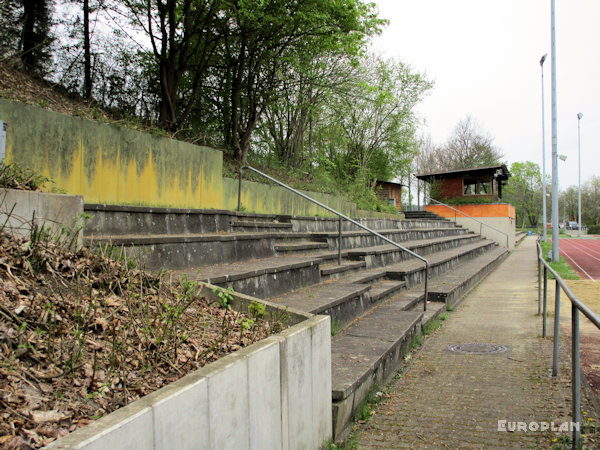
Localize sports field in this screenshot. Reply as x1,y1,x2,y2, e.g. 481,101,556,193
559,237,600,280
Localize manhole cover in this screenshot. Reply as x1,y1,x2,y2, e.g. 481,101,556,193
447,343,509,355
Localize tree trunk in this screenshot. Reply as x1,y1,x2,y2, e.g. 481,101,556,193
83,0,92,98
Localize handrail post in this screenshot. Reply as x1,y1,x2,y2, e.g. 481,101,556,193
572,304,581,448
237,167,244,212
338,216,342,266
423,263,429,311
537,255,542,315
552,280,560,377
543,266,548,338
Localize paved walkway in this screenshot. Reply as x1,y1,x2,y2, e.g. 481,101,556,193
355,236,598,448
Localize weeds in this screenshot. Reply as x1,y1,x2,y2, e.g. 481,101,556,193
0,161,51,191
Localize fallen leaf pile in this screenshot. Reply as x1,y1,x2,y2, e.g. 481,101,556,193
0,231,285,448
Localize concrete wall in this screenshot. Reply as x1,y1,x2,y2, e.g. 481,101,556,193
0,188,83,247
0,100,366,217
48,283,332,450
222,177,357,217
426,203,516,250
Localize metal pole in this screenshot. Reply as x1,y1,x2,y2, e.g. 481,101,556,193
0,121,6,161
552,279,560,376
572,304,581,448
543,266,548,338
540,55,548,242
577,113,583,238
338,215,342,266
538,257,542,315
550,0,560,262
237,168,243,212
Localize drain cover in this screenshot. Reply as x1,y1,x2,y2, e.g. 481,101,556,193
447,343,509,355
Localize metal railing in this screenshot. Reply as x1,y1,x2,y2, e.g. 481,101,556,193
428,199,510,249
537,239,600,448
237,166,430,311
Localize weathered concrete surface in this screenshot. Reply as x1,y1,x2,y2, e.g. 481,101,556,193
0,188,83,247
354,236,599,448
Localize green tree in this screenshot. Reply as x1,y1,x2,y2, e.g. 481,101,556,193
503,161,542,227
205,0,384,163
317,54,432,184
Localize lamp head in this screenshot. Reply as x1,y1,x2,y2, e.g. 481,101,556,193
577,112,583,120
540,54,547,66
559,154,568,162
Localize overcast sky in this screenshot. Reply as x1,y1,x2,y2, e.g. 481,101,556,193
371,0,599,190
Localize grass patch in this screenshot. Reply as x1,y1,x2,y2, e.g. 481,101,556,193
331,318,342,336
423,318,442,335
539,240,580,280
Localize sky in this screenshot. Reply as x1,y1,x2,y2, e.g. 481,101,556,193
371,0,600,191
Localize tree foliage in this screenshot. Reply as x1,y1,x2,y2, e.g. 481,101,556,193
1,0,438,212
503,161,542,227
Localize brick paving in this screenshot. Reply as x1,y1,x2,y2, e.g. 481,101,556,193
354,236,599,448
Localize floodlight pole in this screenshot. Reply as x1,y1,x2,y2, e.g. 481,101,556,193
550,0,559,262
540,54,548,242
577,112,583,238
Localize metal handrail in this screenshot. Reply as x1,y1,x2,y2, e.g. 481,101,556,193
428,198,510,248
237,166,430,311
536,238,600,448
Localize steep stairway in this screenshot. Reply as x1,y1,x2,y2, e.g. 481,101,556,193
83,203,508,439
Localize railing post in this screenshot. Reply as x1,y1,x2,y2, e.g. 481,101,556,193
572,304,581,448
552,280,561,377
237,167,244,212
423,263,428,312
538,257,542,315
543,266,548,338
480,222,482,235
338,215,342,266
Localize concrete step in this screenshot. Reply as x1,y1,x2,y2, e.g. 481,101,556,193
320,260,367,279
85,231,326,269
366,279,406,303
231,220,293,232
426,246,508,309
347,233,482,268
383,239,499,287
269,282,372,329
173,254,322,299
331,304,423,439
310,226,469,250
274,241,329,253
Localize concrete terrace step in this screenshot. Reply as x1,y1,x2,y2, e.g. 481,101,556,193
382,239,498,286
331,306,423,437
320,260,367,278
173,254,322,299
427,246,508,308
274,241,329,253
231,220,293,232
84,231,326,269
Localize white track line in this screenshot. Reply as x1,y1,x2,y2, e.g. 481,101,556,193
565,239,600,258
560,248,595,281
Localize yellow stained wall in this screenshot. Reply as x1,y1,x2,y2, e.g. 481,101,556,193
0,100,367,217
1,99,223,209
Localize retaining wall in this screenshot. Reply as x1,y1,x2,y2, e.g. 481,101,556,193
48,283,333,449
0,187,83,247
0,100,361,217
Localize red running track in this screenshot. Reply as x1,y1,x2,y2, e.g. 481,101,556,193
557,238,600,280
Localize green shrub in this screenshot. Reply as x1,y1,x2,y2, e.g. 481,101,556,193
587,224,600,235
